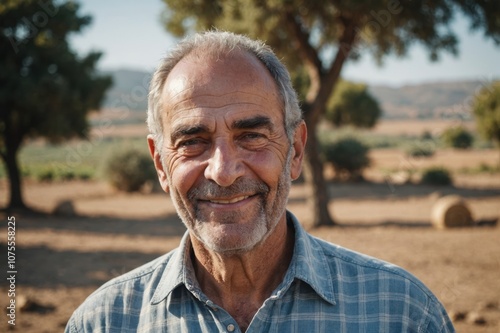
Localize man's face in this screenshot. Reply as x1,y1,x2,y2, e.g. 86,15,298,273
150,50,303,254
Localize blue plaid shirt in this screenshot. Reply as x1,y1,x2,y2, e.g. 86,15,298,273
66,212,455,332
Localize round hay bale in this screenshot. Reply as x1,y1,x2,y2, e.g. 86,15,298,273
431,195,473,229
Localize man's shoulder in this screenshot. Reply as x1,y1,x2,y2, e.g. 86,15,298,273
94,249,175,295
66,248,179,332
310,233,438,300
312,234,454,330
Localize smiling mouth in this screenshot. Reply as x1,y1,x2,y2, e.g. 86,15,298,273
206,195,250,204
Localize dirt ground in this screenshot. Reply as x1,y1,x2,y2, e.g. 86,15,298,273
1,149,500,332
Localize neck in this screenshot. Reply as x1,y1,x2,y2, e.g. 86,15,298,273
190,217,294,331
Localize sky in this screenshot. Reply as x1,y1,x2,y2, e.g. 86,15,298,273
70,0,500,87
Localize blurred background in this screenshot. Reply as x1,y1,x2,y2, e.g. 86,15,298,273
1,0,500,332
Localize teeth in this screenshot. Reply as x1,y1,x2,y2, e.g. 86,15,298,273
209,196,249,204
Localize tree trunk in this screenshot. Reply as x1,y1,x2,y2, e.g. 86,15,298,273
1,113,26,212
303,123,335,226
1,146,26,212
284,12,358,227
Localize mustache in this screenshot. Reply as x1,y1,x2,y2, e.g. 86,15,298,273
188,178,269,200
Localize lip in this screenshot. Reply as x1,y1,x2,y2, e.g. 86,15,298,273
207,195,249,204
198,194,258,207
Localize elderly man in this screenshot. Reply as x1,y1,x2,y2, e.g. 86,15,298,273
66,31,454,332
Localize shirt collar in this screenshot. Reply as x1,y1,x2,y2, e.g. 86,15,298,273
151,232,197,305
283,211,336,305
151,211,336,306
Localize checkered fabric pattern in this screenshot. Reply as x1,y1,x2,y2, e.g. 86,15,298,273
66,212,455,332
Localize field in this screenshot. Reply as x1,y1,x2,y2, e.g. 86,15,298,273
1,119,500,332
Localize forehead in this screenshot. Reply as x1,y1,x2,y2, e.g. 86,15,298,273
160,50,283,131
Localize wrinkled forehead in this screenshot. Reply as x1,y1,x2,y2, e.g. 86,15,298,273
160,50,282,116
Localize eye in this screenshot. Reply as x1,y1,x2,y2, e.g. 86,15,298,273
177,138,208,156
179,138,202,147
238,132,268,149
242,133,264,140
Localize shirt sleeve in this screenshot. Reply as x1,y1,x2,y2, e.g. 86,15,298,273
424,298,456,333
64,313,79,333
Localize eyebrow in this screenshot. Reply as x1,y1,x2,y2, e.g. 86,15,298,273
232,116,273,131
170,124,209,143
170,116,274,143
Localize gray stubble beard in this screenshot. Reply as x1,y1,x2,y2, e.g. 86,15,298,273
167,149,293,255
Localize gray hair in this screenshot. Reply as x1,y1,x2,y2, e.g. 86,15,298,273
147,30,302,150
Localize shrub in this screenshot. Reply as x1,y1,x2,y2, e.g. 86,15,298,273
420,130,434,141
60,170,76,181
36,167,55,182
77,169,93,181
322,137,370,180
459,163,500,175
441,126,474,149
405,144,435,158
104,148,157,192
420,167,453,186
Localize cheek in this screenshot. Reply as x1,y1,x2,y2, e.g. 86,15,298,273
165,155,204,196
245,148,288,186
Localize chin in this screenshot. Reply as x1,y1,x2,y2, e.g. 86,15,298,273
194,220,270,254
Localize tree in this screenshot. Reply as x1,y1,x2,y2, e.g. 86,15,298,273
160,0,500,227
322,137,371,181
440,126,474,149
0,0,112,212
473,81,500,163
325,80,381,128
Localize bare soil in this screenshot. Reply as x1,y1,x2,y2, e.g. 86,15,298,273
1,149,500,332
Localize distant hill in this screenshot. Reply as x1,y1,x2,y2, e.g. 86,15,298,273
368,81,485,119
101,69,152,112
102,69,491,119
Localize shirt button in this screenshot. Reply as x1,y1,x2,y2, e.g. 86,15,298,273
227,324,235,332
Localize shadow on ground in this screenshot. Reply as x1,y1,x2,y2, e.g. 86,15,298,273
8,212,187,238
6,245,163,288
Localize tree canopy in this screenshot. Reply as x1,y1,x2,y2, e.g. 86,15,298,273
0,0,112,211
325,80,382,128
473,81,500,159
161,0,500,226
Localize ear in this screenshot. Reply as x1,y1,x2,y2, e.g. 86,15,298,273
290,121,307,181
147,135,169,193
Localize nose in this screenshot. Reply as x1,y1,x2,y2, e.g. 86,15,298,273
204,141,244,187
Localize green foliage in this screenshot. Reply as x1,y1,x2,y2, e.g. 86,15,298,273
104,148,157,192
420,167,453,186
0,136,149,182
473,81,500,146
325,81,382,128
0,0,112,144
440,126,474,149
459,162,500,175
162,0,500,74
405,144,435,158
35,167,55,182
24,164,95,182
0,0,112,208
321,137,370,180
318,125,435,150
